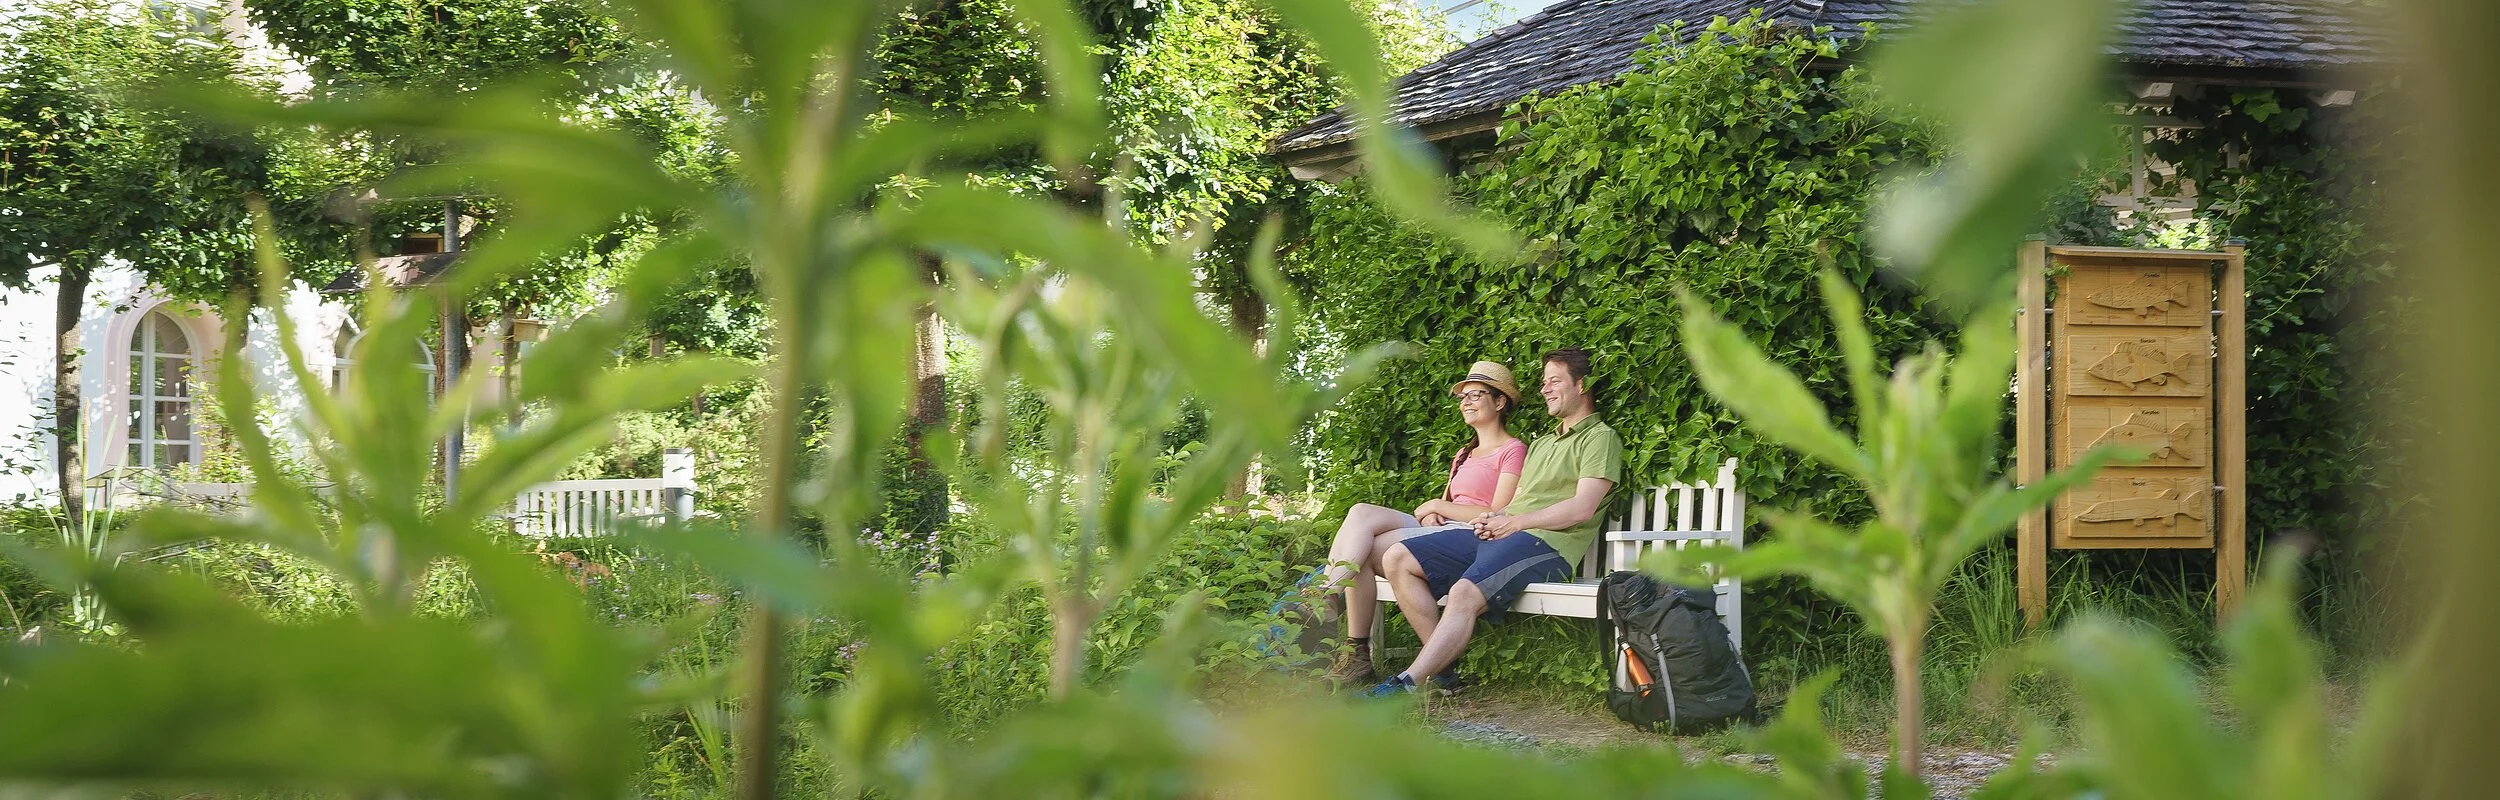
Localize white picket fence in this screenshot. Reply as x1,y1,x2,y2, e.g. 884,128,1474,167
106,448,697,539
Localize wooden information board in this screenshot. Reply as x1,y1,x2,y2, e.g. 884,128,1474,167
2015,239,2247,625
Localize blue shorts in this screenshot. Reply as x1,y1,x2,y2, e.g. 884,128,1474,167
1394,526,1572,621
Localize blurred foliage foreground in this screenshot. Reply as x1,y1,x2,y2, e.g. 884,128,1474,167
0,0,2478,798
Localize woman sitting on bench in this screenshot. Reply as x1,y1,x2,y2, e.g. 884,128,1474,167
1311,360,1527,689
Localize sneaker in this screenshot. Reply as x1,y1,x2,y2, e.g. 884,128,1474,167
1429,668,1467,697
1361,674,1419,699
1324,645,1377,689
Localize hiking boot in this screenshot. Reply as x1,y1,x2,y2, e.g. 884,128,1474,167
1361,674,1420,699
1324,644,1377,689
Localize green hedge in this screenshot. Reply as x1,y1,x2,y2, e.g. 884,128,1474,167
1297,17,2400,659
1297,18,1942,651
2142,88,2410,654
1305,18,1945,500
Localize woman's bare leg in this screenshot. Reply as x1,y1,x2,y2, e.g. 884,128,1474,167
1344,529,1411,637
1322,503,1409,636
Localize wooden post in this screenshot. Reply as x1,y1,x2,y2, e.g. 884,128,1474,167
664,447,696,525
2016,237,2050,627
439,200,467,508
500,308,520,420
2217,239,2248,619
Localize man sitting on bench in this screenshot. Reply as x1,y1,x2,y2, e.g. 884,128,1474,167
1366,348,1622,697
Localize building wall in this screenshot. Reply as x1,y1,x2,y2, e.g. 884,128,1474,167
0,263,345,504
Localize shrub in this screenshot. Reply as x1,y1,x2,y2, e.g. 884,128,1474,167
0,503,62,634
1299,15,2403,666
2145,87,2415,659
928,509,1325,724
1298,16,1944,651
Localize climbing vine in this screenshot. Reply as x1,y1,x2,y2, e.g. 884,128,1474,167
1296,16,1944,655
1302,16,1942,517
1301,16,2409,658
2141,87,2413,650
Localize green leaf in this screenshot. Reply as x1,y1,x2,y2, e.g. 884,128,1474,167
1940,300,2018,457
1820,269,1882,423
1868,0,2121,307
0,569,636,798
1747,671,1869,798
1678,289,1865,476
625,524,832,616
2224,553,2330,800
1943,443,2132,567
2047,616,2233,800
1262,0,1517,261
1002,0,1105,174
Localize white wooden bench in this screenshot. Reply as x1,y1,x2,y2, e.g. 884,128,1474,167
509,448,697,538
1369,457,1746,656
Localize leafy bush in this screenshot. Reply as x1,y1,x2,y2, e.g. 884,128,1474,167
562,375,949,533
1302,12,2406,668
2146,88,2415,657
926,510,1311,723
562,384,766,519
0,504,63,634
1298,15,1944,651
0,0,2459,798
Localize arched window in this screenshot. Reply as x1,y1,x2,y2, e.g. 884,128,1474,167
330,319,439,398
126,309,196,470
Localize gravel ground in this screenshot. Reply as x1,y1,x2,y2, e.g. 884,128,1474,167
1430,700,2035,799
1718,749,2035,798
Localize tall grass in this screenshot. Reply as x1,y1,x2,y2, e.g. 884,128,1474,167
1753,542,2242,748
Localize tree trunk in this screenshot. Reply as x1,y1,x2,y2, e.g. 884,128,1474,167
1049,599,1094,699
912,303,946,432
1224,287,1267,499
52,264,91,523
901,256,948,535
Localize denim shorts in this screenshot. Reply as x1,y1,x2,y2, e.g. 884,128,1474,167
1394,526,1571,621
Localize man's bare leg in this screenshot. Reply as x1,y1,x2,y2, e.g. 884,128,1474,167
1400,579,1488,681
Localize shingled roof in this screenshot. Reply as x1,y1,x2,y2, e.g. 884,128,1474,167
1274,0,2387,161
320,252,459,294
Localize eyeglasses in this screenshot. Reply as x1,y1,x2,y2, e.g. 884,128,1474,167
1454,389,1496,402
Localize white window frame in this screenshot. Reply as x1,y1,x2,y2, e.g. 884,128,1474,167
328,318,440,399
126,308,198,471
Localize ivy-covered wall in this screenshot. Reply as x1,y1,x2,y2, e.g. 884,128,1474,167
1296,17,2403,655
2144,88,2410,645
1299,18,1941,523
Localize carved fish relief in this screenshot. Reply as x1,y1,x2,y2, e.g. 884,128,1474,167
2090,410,2200,461
2076,487,2209,528
2088,277,2193,317
2084,341,2199,389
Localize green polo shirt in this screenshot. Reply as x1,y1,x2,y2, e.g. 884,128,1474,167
1510,413,1623,571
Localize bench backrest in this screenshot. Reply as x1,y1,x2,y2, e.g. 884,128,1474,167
1596,457,1745,652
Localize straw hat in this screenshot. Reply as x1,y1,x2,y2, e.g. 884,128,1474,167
1450,360,1523,403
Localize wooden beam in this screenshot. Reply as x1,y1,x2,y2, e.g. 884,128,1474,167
2017,237,2050,627
2217,240,2250,620
2046,244,2236,260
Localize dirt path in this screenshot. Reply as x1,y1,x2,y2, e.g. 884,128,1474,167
1423,691,2028,798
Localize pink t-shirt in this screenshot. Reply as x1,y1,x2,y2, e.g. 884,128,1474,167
1444,439,1529,509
